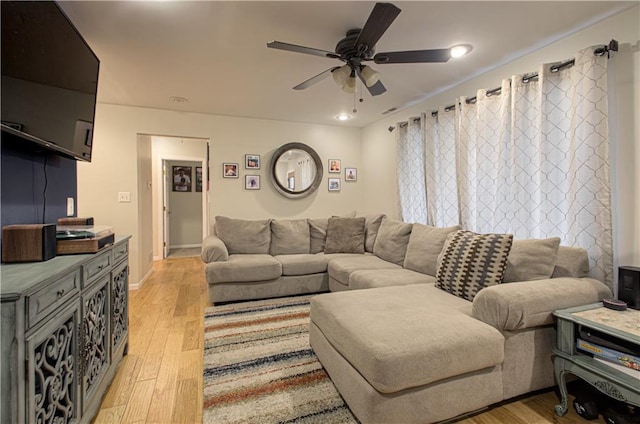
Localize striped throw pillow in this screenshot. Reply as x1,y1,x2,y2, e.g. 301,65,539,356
435,230,513,301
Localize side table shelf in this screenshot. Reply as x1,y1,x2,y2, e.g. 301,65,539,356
553,303,640,416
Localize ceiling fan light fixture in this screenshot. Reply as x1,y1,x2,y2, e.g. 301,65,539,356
332,65,351,87
360,65,380,87
450,44,472,59
342,76,356,93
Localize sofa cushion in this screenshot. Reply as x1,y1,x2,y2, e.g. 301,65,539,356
215,216,271,254
275,253,330,276
373,218,413,266
207,254,281,283
552,245,590,278
403,224,461,276
310,284,504,393
503,237,561,283
328,255,400,286
363,214,385,253
324,217,366,254
270,219,310,255
435,230,513,301
308,218,328,254
349,268,435,290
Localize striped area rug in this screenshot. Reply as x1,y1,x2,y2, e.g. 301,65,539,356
203,294,358,424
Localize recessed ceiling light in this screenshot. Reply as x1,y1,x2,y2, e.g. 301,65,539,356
450,45,473,59
170,96,189,103
336,114,351,121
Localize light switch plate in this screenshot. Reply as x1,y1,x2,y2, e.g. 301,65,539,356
118,192,131,203
66,197,74,216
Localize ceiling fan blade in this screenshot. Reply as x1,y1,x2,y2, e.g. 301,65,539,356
293,66,341,90
355,3,401,53
373,49,451,64
356,68,387,96
267,41,339,59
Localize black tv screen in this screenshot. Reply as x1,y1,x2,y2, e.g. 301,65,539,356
1,0,99,162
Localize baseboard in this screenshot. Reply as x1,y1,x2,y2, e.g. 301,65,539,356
169,243,202,249
129,267,153,291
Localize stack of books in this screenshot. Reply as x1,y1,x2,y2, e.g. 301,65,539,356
577,328,640,380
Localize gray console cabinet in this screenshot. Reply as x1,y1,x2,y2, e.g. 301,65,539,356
1,236,130,424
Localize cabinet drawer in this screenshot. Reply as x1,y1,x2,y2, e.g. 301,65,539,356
112,242,128,264
83,251,112,287
27,269,80,328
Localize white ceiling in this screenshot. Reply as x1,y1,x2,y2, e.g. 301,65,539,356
59,1,633,128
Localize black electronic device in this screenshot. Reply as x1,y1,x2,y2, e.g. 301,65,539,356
1,0,99,162
618,266,640,310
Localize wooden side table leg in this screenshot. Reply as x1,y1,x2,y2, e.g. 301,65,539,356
555,365,569,416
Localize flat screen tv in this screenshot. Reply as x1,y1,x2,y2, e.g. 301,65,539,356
1,0,99,162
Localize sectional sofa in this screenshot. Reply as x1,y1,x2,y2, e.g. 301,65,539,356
201,215,612,423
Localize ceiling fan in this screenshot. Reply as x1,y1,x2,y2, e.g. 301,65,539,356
267,2,470,97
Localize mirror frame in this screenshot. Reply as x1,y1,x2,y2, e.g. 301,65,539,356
269,142,324,199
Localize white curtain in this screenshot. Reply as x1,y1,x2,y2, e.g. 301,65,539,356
396,116,428,224
398,47,613,285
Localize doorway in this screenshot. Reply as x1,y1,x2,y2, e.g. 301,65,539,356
151,135,209,260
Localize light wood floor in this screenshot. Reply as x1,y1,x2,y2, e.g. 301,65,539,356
94,256,606,424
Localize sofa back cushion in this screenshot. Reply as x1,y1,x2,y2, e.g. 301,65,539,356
308,218,328,254
270,219,310,255
324,217,366,254
552,245,590,278
435,230,513,301
373,217,413,266
363,214,386,253
215,216,271,254
503,237,561,282
403,224,461,276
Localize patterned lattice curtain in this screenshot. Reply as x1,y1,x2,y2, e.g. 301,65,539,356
397,47,613,285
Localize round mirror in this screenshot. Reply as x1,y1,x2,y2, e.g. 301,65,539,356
269,142,323,199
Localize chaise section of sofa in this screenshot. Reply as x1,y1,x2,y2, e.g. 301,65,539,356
310,233,613,424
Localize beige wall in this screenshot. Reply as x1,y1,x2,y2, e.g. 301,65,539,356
77,106,362,286
360,6,640,271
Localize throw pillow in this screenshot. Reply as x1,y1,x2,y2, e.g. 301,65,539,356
435,230,513,301
372,217,413,266
308,218,328,254
363,214,386,253
270,219,310,256
324,217,366,254
215,216,271,254
403,224,461,276
503,237,561,282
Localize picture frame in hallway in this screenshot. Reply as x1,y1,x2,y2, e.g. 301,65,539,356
223,163,238,178
328,178,341,192
328,159,341,173
172,166,192,192
196,167,203,192
345,168,357,181
245,154,260,169
245,175,260,190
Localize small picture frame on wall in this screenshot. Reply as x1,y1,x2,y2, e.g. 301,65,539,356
195,167,203,192
223,163,239,178
328,159,341,173
172,166,192,192
328,178,341,191
345,167,357,181
245,175,260,190
245,154,260,169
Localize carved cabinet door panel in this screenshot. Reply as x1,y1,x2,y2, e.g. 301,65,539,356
111,261,129,355
81,275,111,412
25,299,81,424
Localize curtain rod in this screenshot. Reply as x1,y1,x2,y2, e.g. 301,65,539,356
388,39,618,131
